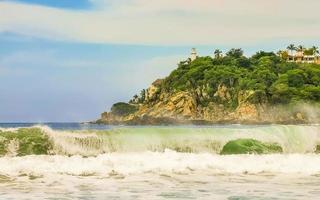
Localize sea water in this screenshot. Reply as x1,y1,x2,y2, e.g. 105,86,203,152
0,123,320,199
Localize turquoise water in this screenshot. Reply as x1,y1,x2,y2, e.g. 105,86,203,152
0,123,320,199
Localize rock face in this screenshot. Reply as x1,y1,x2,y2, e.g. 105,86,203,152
97,79,320,125
214,84,231,101
145,79,162,102
235,90,259,121
148,91,198,119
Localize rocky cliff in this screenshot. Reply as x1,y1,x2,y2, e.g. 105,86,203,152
97,50,320,125
98,80,320,125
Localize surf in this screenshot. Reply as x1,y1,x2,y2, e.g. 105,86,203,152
1,153,320,177
0,125,320,156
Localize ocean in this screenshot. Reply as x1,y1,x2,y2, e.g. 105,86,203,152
0,123,320,199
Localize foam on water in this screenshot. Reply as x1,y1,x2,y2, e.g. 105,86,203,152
1,152,320,177
1,124,320,199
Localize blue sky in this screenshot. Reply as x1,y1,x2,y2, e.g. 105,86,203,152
0,0,319,122
9,0,92,9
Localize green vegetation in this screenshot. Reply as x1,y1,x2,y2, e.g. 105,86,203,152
0,128,52,156
316,145,320,154
220,139,283,155
286,44,319,56
111,102,138,116
153,48,320,108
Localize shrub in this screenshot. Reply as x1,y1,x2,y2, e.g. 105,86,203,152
111,102,138,116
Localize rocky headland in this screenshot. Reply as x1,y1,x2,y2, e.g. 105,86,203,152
97,48,320,125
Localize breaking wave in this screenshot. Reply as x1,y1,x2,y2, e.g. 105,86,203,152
0,125,320,177
0,125,320,156
1,152,320,176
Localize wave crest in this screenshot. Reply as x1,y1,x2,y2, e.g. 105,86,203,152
1,152,320,177
0,125,320,156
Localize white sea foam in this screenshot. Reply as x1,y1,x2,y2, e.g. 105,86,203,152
1,125,320,199
1,152,320,177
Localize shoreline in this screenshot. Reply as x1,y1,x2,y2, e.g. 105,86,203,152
93,117,318,126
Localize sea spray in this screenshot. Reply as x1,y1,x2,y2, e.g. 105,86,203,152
1,124,320,200
2,153,320,176
0,125,320,156
44,125,320,155
0,128,52,156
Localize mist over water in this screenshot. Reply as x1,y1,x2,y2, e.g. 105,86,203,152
37,125,320,155
1,123,320,199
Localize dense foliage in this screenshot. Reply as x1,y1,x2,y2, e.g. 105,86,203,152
111,102,138,116
159,49,320,107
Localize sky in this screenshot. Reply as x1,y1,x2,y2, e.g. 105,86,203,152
0,0,319,122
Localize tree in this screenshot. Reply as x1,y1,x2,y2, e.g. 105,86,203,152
235,57,251,68
252,51,276,60
287,69,305,87
303,46,319,56
296,45,305,52
277,50,289,60
311,46,319,55
287,44,296,56
111,102,138,116
214,49,223,59
226,48,243,58
157,47,320,107
304,48,314,56
138,89,146,103
302,86,320,100
270,74,291,104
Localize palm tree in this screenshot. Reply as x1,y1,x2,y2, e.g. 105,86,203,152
214,49,222,58
287,44,296,56
311,46,319,55
296,45,305,52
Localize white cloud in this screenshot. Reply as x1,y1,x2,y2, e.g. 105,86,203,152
0,49,110,69
0,0,320,45
0,49,183,82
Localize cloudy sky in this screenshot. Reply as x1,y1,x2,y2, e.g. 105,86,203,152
0,0,319,122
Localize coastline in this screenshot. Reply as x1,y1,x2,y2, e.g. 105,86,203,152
93,116,316,126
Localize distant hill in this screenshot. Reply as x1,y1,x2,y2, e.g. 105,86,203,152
97,48,320,125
